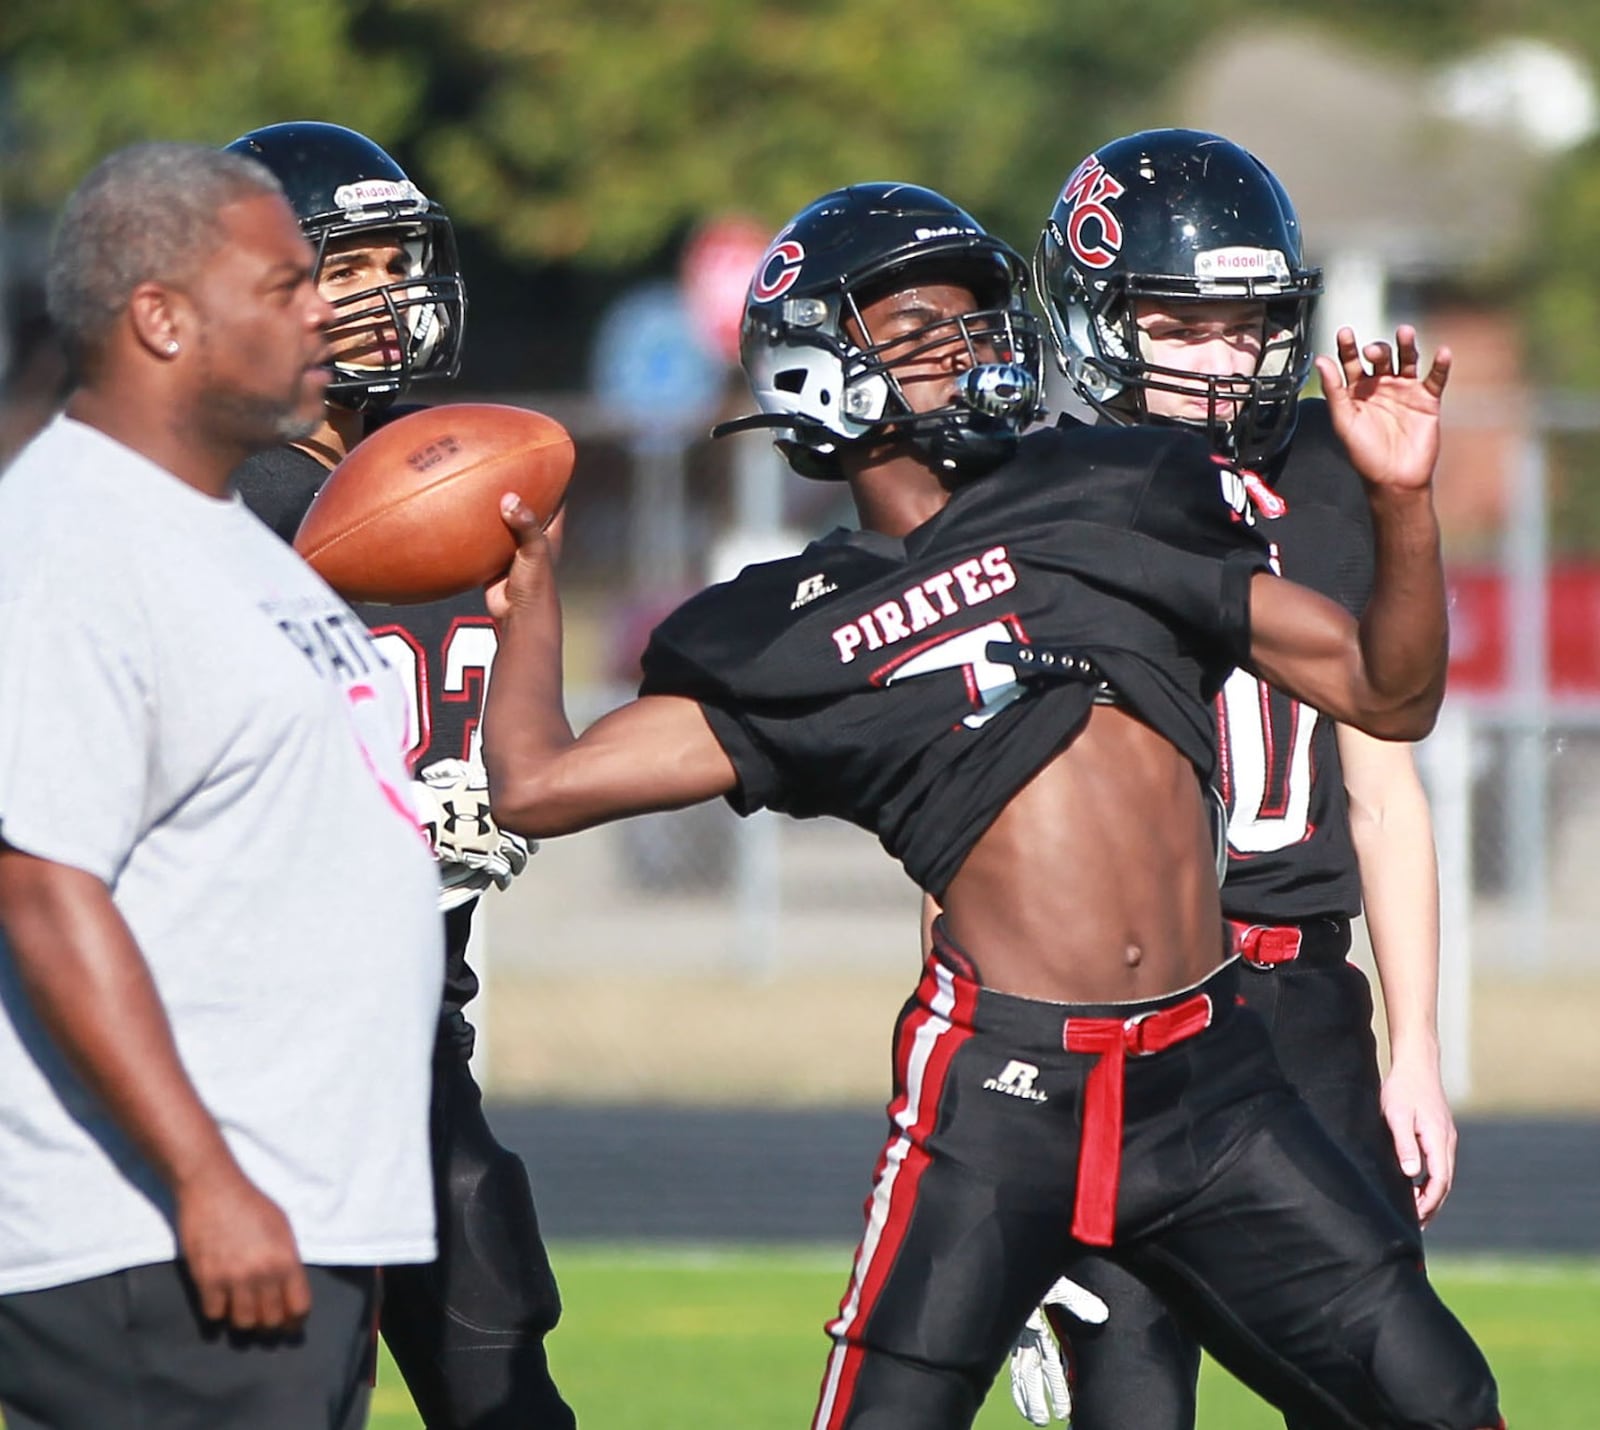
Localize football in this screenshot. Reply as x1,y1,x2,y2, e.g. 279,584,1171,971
293,403,574,604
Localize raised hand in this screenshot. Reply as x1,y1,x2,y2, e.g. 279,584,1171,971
1314,326,1452,494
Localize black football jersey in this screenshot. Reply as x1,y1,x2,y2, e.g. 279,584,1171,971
232,418,499,775
640,423,1271,896
232,424,499,1021
1214,400,1371,923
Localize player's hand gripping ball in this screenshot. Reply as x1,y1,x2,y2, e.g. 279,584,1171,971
293,403,574,604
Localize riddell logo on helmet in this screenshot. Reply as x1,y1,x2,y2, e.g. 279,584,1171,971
1194,247,1290,281
334,179,427,213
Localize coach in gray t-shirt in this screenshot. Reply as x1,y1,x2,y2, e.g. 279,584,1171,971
0,145,442,1430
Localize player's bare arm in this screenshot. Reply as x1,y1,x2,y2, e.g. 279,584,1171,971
483,495,737,837
1247,326,1450,737
1337,725,1456,1221
0,847,311,1331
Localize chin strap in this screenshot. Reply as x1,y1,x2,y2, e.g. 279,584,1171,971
712,359,1038,480
708,412,803,440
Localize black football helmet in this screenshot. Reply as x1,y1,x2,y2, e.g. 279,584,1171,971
1035,129,1322,466
225,121,465,410
712,182,1044,481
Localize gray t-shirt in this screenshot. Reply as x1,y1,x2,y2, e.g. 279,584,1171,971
0,417,442,1293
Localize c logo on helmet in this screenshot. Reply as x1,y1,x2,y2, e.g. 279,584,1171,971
1059,155,1125,271
752,240,806,303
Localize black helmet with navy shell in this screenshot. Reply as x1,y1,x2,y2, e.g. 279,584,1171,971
712,182,1044,481
225,120,466,410
1035,129,1322,465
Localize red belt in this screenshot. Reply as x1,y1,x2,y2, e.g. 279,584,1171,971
1228,919,1304,967
1063,993,1214,1246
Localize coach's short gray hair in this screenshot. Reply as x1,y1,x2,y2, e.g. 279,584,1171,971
45,142,283,372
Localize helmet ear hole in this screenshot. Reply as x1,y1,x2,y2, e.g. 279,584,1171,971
774,370,807,394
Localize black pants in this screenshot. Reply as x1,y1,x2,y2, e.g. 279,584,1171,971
380,1031,575,1429
0,1262,376,1430
1065,918,1426,1430
811,944,1499,1430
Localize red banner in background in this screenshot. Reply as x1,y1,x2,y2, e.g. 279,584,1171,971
1447,567,1600,694
680,216,772,365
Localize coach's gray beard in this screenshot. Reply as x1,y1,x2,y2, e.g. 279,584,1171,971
198,384,320,451
276,409,322,443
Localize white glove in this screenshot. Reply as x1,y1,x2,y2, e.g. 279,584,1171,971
411,759,534,912
1008,1276,1110,1426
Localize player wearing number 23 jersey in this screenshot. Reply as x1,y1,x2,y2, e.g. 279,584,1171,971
227,120,572,1430
237,431,498,1045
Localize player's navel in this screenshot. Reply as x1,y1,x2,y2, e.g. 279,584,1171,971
1124,943,1144,968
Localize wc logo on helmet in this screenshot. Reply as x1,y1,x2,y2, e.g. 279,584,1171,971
752,240,806,303
1059,154,1125,271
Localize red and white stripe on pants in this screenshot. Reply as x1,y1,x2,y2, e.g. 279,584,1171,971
811,958,978,1430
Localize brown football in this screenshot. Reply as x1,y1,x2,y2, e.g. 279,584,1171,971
293,403,574,604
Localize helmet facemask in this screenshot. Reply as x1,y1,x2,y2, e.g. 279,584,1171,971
1035,130,1324,468
310,212,466,412
723,242,1045,482
1040,244,1318,468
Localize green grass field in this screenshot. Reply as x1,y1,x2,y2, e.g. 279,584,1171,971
368,1248,1598,1428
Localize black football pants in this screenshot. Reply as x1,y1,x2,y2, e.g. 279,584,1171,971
380,1030,575,1430
810,947,1499,1430
1064,918,1428,1430
0,1262,376,1430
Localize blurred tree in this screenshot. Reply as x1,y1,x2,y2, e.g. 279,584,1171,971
11,0,1600,552
0,0,422,207
0,0,1524,266
387,0,1226,263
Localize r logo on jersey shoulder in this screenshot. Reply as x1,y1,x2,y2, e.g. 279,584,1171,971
791,572,839,610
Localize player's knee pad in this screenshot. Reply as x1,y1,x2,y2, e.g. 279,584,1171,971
1311,1256,1499,1430
1066,1312,1199,1430
1364,1275,1500,1430
441,1140,562,1336
1063,1264,1198,1430
816,1342,983,1430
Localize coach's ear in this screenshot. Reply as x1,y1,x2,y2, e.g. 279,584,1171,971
126,280,189,363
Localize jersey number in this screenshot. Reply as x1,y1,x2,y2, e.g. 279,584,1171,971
1215,667,1318,854
877,617,1030,728
370,619,498,770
